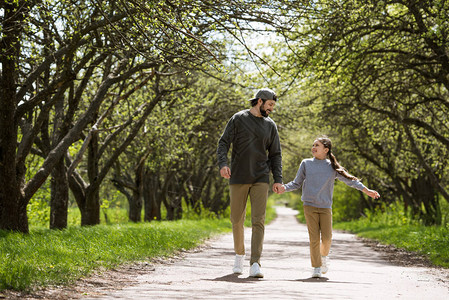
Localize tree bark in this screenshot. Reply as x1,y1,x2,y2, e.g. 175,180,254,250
412,175,441,225
50,157,69,229
144,171,162,221
82,129,101,226
128,152,149,222
0,2,26,232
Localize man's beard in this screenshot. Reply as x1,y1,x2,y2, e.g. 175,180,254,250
260,106,269,117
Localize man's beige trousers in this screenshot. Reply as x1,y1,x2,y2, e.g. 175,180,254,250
230,182,269,266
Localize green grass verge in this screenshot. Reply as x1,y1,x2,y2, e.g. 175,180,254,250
1,196,277,292
333,201,449,268
334,220,449,268
0,219,231,291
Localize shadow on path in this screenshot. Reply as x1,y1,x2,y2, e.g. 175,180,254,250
294,277,369,285
207,273,261,283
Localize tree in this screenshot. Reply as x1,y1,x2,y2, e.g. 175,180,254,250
274,0,449,223
1,0,291,232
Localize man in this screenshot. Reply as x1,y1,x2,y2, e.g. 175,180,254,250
217,88,283,278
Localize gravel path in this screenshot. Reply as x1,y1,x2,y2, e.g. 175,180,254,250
85,206,449,300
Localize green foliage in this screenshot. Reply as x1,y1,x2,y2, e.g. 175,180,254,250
332,182,364,222
4,0,285,232
65,207,130,227
441,197,449,226
361,202,419,227
268,0,449,225
26,180,51,227
182,198,221,221
265,196,277,224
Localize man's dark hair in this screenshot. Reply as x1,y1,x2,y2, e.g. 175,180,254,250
250,98,267,107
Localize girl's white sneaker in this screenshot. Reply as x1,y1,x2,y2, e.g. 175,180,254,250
312,267,322,278
321,256,329,274
232,254,245,274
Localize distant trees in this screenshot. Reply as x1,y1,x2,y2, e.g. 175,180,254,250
275,0,449,224
0,0,284,232
5,0,446,232
1,0,190,232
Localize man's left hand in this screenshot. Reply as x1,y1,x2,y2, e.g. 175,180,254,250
272,183,283,194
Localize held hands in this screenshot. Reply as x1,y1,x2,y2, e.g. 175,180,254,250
219,166,231,179
363,188,380,199
272,183,285,194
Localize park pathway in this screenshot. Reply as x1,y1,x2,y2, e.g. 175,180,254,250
86,206,449,299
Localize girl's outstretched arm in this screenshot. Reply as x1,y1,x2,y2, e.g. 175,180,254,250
362,188,380,199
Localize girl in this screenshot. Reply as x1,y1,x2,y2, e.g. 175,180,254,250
280,136,380,278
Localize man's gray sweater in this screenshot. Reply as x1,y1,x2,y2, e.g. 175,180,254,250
217,109,282,184
284,158,366,208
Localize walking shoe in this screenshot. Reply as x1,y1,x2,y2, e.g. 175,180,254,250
312,267,322,278
249,262,264,278
232,254,245,274
321,256,329,274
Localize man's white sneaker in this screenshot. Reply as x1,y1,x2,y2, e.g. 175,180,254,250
249,262,264,278
321,256,329,274
232,254,245,274
312,267,322,278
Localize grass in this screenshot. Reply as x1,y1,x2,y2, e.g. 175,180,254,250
334,222,449,267
333,203,449,268
1,195,278,292
0,219,231,291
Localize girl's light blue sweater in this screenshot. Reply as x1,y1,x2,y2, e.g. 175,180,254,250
284,158,366,209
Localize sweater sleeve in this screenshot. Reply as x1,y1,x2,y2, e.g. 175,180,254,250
284,160,306,192
268,124,283,183
336,173,366,191
217,116,234,170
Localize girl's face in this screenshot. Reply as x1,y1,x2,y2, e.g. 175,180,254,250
311,140,329,160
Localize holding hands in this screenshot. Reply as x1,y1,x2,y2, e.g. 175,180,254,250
272,183,285,194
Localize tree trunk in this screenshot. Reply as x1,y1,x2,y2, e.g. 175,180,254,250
49,76,69,229
128,164,143,222
173,195,183,220
128,151,149,222
81,187,100,226
412,175,441,225
0,2,25,232
210,180,228,215
50,157,69,229
164,198,175,221
80,129,101,226
129,189,143,222
144,172,161,221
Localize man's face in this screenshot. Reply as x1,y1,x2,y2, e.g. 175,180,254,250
259,99,276,117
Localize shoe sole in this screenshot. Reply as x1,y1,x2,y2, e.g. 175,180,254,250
233,269,243,274
250,273,264,278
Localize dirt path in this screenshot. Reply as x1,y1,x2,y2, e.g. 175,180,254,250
79,206,448,300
